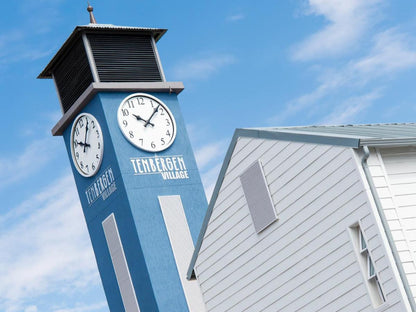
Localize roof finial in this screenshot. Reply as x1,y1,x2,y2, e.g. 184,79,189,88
87,2,97,24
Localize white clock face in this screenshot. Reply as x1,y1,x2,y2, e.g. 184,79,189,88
117,93,176,152
70,113,104,177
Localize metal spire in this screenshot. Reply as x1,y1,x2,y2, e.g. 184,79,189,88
87,2,97,24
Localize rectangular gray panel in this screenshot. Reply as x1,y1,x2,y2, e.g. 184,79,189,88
158,195,206,311
240,160,277,233
102,213,140,312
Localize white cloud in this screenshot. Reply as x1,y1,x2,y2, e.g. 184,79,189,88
320,90,382,124
274,27,416,124
292,0,382,61
173,54,236,80
226,14,245,22
0,174,104,311
352,28,416,78
0,137,60,188
53,301,108,312
194,140,228,170
201,162,223,201
193,139,229,200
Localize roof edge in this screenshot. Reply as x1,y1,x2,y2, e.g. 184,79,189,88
239,128,361,148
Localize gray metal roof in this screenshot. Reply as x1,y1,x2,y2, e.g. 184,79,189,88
251,123,416,148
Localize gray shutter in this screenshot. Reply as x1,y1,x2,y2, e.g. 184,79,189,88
240,160,277,233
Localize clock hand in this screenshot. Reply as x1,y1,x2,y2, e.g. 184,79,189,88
83,119,89,153
132,114,154,127
75,140,91,148
144,104,160,127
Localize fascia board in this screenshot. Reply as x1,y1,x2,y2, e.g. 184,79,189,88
240,128,361,148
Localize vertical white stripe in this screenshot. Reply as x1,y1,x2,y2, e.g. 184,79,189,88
158,195,206,312
102,213,140,312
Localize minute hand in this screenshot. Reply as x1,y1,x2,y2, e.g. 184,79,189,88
144,104,160,127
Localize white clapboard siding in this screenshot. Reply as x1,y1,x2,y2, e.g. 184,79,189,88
195,139,409,311
371,147,416,302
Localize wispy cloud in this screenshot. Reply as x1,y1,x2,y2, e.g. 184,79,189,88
194,140,228,170
0,137,60,189
352,28,416,77
0,174,105,311
173,54,236,80
53,301,108,312
202,162,223,200
226,14,245,22
0,1,64,69
274,27,416,125
292,0,382,61
320,90,383,124
193,139,229,200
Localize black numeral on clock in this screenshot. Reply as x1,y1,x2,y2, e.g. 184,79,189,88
127,100,135,108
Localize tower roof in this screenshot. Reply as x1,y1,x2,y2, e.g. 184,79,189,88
38,24,167,79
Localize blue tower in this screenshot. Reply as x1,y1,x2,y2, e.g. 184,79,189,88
38,12,207,312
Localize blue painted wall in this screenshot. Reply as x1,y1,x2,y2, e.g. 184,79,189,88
63,91,207,311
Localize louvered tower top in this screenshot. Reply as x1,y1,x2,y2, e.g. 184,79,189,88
38,21,168,114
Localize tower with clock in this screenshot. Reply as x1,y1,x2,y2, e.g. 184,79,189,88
39,8,207,312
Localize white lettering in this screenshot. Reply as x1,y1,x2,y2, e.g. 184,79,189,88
130,156,189,180
142,159,150,173
130,159,138,174
85,167,117,205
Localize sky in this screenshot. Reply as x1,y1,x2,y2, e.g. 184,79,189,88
1,0,416,311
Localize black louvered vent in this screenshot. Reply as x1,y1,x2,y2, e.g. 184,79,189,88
88,33,162,82
53,38,94,113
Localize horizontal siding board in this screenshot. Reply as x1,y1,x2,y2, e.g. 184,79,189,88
264,143,319,184
199,195,366,295
242,249,361,312
284,267,362,312
267,145,341,196
207,237,356,311
202,191,367,301
273,157,357,213
226,139,271,174
203,187,245,239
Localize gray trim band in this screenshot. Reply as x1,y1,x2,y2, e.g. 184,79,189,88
237,128,361,148
51,81,184,136
360,138,416,147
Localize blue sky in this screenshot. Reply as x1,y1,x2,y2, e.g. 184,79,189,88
1,0,416,311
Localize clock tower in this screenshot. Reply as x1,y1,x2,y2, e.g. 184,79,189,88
39,8,207,312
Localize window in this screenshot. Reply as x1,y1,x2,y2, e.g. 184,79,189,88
353,226,385,307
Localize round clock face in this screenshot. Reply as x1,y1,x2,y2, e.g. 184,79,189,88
117,93,176,152
70,113,104,177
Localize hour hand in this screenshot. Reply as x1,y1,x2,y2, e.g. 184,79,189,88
74,140,91,149
132,114,154,127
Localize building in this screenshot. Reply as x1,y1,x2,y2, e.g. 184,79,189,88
188,124,416,312
39,9,207,311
